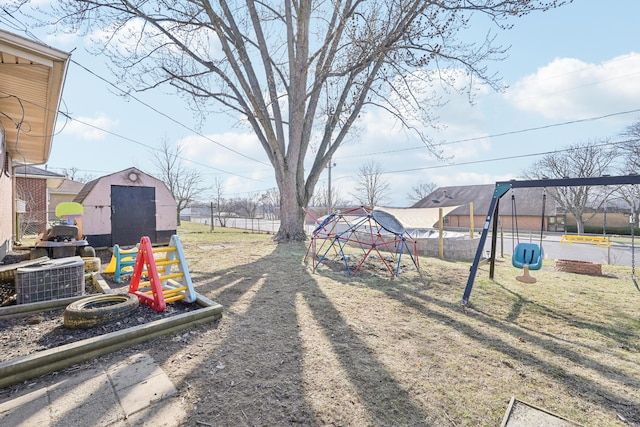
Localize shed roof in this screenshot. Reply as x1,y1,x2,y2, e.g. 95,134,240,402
74,167,168,204
73,177,99,204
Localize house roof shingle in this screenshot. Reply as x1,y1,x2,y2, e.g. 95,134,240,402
14,165,65,178
412,184,556,217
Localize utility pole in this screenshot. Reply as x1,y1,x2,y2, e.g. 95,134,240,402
210,201,215,232
327,158,336,214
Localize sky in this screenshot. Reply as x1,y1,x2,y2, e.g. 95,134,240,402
2,1,640,207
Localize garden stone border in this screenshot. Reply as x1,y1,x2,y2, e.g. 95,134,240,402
0,273,223,388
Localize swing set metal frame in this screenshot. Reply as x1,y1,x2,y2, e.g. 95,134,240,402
462,175,640,306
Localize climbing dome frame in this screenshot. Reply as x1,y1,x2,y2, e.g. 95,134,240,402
305,207,420,277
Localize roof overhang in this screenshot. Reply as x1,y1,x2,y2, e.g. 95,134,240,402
0,29,71,164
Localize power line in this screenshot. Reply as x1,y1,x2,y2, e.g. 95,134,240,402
59,113,261,180
336,107,640,160
1,14,271,169
378,138,638,175
327,138,638,182
0,18,271,180
70,60,271,167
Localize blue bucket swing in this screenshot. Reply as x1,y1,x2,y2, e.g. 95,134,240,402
511,191,546,283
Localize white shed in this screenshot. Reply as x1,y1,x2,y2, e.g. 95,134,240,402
74,167,177,248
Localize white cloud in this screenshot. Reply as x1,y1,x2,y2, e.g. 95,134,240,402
58,114,118,140
89,17,222,61
179,132,273,197
505,53,640,120
43,32,79,46
180,132,266,168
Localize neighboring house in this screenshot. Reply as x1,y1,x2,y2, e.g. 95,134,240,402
0,29,70,259
413,184,557,232
181,203,208,223
14,165,66,235
414,184,631,232
49,177,85,220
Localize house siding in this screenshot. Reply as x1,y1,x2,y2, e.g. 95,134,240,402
0,167,12,259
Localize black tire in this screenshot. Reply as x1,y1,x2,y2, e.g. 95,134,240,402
64,293,139,329
78,246,96,258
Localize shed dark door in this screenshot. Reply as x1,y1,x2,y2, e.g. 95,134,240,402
111,185,156,246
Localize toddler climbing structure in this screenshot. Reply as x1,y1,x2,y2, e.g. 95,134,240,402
128,235,196,312
103,244,139,283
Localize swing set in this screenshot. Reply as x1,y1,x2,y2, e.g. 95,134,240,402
462,175,640,306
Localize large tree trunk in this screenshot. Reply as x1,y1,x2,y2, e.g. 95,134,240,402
275,170,307,242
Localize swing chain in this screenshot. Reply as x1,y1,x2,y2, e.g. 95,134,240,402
511,193,518,250
632,218,636,279
540,189,546,247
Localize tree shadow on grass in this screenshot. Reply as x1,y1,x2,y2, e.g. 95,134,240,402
351,269,640,424
151,242,433,425
491,281,640,355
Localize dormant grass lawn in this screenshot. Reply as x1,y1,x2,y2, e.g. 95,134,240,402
166,221,640,426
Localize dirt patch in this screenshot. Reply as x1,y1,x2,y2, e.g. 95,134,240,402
1,227,639,426
0,298,200,362
0,249,201,362
0,274,200,362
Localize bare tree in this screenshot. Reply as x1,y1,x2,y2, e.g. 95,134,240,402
151,138,205,226
524,141,618,234
228,192,260,231
212,177,230,227
614,121,640,226
614,184,640,228
236,193,260,219
30,0,569,241
353,161,390,209
619,120,640,172
260,188,279,220
62,167,95,183
407,181,437,205
310,185,350,215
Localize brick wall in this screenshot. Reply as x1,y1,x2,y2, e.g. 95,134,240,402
555,259,602,276
0,172,12,259
415,237,479,261
16,177,47,234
